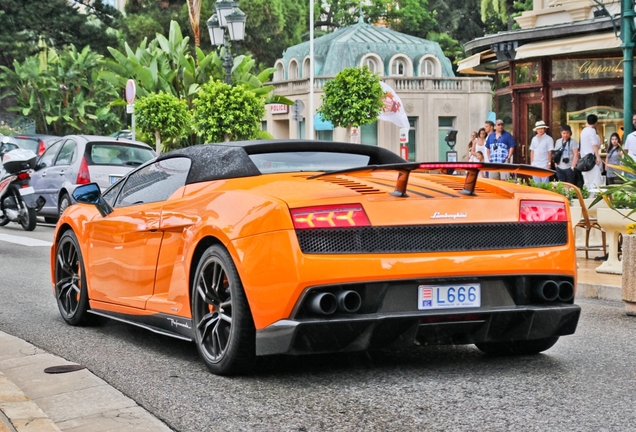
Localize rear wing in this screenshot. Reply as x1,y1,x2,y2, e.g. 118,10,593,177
308,162,554,197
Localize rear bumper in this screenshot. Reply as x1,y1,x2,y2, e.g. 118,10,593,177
255,304,581,355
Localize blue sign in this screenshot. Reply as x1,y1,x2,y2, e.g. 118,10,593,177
314,113,334,131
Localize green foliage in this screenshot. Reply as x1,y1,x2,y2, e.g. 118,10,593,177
508,178,590,201
0,45,121,135
480,0,532,31
367,0,438,40
192,80,265,143
135,92,191,153
0,0,123,68
594,152,636,217
318,66,385,129
426,32,465,64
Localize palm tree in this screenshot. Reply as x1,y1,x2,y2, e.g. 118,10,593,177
186,0,202,47
480,0,515,31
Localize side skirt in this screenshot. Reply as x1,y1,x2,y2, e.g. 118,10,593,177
88,309,195,342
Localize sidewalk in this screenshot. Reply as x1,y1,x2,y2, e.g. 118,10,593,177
0,332,172,432
0,252,622,432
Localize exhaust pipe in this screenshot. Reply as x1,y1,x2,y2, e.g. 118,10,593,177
336,290,362,313
533,280,559,302
558,281,575,302
307,292,337,315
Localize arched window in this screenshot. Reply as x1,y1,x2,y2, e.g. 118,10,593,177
302,58,311,78
288,60,299,79
420,59,436,77
364,57,378,73
274,61,285,81
391,57,407,76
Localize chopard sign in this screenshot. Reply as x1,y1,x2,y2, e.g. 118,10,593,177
430,212,467,219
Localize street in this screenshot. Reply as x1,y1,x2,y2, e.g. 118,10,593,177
0,222,635,432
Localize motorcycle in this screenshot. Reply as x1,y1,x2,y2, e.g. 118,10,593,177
0,144,42,231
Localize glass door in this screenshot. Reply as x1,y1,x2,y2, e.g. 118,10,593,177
519,94,543,165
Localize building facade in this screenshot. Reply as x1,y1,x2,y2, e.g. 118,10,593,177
265,19,492,162
460,0,627,164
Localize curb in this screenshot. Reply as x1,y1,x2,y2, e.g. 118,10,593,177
0,332,172,432
576,282,622,302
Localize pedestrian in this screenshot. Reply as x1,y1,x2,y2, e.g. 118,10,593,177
622,114,636,172
484,120,494,140
471,128,489,162
579,114,603,192
485,119,516,180
529,120,553,183
553,124,579,184
467,131,477,161
605,132,624,185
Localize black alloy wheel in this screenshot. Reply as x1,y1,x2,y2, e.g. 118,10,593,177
55,231,91,325
475,336,560,356
192,245,255,375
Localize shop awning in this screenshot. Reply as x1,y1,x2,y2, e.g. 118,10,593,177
457,49,495,75
515,32,621,60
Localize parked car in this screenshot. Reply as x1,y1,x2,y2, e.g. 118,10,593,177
51,140,580,376
110,130,133,140
30,135,156,223
12,134,61,156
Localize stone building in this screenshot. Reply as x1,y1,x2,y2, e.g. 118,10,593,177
265,19,492,162
460,0,627,164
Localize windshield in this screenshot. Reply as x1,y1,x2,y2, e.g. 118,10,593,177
249,152,371,174
12,137,38,153
88,143,156,167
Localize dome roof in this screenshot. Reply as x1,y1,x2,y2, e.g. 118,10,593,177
280,19,454,77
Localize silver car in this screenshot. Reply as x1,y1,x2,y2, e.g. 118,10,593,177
30,135,156,222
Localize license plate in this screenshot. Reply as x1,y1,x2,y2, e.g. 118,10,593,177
109,175,122,185
19,186,34,196
418,284,481,310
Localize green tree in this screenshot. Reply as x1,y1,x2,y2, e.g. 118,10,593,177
135,92,191,153
0,45,121,135
317,66,385,142
0,0,123,68
480,0,532,31
367,0,438,40
192,80,265,143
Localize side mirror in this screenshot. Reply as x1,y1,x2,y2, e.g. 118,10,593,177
73,183,113,217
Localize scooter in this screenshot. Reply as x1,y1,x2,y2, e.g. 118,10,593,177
0,146,43,231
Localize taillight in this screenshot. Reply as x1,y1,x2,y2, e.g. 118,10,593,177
17,172,29,181
37,140,46,156
519,200,567,222
291,204,370,229
77,156,91,184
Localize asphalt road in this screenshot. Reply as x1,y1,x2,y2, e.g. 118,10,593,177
0,221,635,431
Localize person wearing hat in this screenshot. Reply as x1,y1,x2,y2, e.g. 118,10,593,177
529,120,553,183
553,124,579,184
485,119,516,180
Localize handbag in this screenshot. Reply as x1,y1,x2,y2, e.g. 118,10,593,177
576,153,596,172
552,147,563,165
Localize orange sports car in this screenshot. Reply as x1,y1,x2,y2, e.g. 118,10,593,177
51,140,580,375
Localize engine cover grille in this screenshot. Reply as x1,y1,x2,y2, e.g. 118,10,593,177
295,222,568,254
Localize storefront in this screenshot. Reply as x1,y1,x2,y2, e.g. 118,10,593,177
460,1,630,164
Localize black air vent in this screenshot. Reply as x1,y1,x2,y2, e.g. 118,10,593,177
296,222,568,254
316,177,385,195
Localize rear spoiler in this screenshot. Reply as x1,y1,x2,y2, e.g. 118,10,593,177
308,162,554,197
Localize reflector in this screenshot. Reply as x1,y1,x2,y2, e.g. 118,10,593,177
291,204,370,229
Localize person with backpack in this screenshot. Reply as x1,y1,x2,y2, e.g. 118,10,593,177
553,124,579,184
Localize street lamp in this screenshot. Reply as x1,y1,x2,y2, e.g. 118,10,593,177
207,0,247,85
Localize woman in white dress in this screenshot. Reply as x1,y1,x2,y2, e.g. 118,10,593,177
471,128,489,162
466,131,477,161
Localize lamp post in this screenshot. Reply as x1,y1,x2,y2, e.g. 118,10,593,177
621,0,635,135
206,0,247,85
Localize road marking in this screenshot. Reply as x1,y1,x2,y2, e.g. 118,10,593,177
0,234,53,247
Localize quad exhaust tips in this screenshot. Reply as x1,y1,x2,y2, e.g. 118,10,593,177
533,280,575,302
306,290,362,315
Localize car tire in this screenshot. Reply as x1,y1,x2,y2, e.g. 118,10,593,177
54,230,92,326
192,244,255,376
475,336,560,356
58,193,71,217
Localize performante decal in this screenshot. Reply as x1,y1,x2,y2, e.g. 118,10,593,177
168,317,192,330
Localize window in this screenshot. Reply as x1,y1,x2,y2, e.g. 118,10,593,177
364,58,379,74
420,59,435,77
115,157,191,207
316,130,333,141
289,60,299,79
37,141,63,168
392,58,407,76
88,143,155,166
361,122,378,146
274,62,284,81
249,152,371,174
303,58,311,78
55,140,76,166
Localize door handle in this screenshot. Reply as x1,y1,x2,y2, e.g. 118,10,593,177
58,171,65,175
41,172,47,177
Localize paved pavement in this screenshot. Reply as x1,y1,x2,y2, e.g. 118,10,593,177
0,233,625,432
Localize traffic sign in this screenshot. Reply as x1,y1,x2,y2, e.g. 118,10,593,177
125,80,136,104
292,100,305,116
292,114,304,122
126,103,134,114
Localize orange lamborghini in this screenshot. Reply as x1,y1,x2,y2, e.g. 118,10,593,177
51,140,580,375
